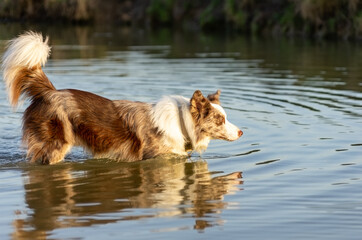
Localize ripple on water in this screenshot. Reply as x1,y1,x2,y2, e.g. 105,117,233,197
0,32,362,239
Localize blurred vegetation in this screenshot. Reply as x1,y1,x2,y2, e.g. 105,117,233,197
1,0,362,39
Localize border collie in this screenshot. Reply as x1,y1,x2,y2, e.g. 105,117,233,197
1,31,242,164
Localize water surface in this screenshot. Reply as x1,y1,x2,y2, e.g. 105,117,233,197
0,25,362,239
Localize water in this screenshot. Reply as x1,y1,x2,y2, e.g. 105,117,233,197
0,24,362,240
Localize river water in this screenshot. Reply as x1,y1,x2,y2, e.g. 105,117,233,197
0,24,361,240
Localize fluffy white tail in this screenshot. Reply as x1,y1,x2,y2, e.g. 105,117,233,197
2,31,51,106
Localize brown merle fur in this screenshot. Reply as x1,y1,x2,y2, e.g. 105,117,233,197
207,89,221,105
16,66,231,164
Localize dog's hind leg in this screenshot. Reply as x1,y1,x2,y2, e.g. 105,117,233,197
28,141,72,164
23,115,73,164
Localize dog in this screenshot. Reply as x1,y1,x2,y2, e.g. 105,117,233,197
1,31,243,164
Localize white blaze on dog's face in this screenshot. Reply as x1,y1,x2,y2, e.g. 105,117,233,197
190,90,243,142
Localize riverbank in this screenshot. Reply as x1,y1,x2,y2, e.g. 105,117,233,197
1,0,362,39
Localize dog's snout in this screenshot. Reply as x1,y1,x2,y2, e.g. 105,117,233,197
238,130,243,137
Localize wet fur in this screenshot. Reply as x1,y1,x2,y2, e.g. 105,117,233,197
2,32,242,164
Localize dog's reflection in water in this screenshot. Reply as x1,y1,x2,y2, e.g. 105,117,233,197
12,156,243,239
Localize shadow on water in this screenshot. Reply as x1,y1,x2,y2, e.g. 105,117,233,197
11,156,242,239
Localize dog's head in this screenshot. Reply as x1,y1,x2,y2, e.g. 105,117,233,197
190,90,243,142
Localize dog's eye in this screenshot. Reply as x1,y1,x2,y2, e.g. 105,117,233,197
215,115,225,126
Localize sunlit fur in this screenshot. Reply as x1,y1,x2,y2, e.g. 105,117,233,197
2,31,51,107
1,31,243,164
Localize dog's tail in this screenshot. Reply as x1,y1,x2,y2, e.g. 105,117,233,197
2,31,55,107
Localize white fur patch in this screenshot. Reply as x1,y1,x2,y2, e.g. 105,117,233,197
151,96,189,154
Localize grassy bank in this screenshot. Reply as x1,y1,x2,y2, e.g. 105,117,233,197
1,0,362,39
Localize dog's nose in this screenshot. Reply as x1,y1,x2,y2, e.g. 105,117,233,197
238,130,243,137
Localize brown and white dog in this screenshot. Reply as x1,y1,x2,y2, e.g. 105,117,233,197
1,31,243,164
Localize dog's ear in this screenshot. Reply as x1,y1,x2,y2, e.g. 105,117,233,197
190,90,212,120
207,90,221,105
